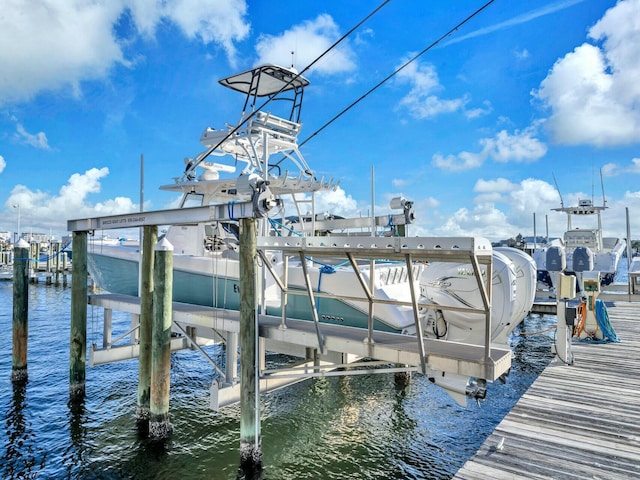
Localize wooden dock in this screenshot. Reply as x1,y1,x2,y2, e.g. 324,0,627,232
453,301,640,479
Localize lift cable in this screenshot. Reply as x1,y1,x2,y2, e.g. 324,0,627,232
299,0,496,148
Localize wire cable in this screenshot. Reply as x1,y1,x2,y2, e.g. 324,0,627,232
300,0,496,147
186,0,392,176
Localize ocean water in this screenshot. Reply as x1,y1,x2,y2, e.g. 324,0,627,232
0,280,558,479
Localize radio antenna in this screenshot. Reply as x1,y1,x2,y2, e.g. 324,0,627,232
600,168,607,207
552,173,564,208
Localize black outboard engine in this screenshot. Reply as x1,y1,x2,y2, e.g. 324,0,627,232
572,246,594,272
546,246,566,272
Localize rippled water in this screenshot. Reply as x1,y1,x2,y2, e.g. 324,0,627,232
0,280,557,479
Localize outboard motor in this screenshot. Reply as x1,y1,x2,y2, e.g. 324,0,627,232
572,246,594,272
546,246,566,272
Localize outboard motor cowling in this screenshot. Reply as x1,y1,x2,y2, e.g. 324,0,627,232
573,246,594,272
546,246,566,272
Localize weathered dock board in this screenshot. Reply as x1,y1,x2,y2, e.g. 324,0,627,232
454,301,640,480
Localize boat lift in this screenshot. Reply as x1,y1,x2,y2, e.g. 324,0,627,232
69,203,510,406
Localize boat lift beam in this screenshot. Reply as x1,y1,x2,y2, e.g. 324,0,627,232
67,202,258,232
87,293,510,382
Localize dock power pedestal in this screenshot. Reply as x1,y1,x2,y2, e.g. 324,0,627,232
553,273,576,364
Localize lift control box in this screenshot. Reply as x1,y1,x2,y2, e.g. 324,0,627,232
582,271,601,293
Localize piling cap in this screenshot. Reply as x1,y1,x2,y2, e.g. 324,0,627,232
155,237,174,251
16,239,29,248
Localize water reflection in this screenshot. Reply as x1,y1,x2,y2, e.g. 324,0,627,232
1,378,39,479
61,396,87,478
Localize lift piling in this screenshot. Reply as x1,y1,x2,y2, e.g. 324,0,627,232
149,237,174,439
239,217,262,474
136,225,157,426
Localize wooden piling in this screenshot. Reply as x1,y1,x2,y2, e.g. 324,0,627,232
70,231,88,396
11,239,29,382
394,367,412,389
239,217,262,474
137,225,157,426
55,243,61,286
149,237,173,439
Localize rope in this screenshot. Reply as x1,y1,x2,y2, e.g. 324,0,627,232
227,201,237,221
594,299,620,342
268,217,303,237
573,301,586,337
382,215,397,237
573,299,620,343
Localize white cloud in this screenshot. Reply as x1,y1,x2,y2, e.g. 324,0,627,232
4,167,137,235
0,155,5,174
161,0,250,67
432,151,484,172
395,60,468,119
508,178,560,216
601,158,640,176
255,14,355,75
432,127,546,172
601,162,618,176
15,124,51,150
534,0,640,146
0,1,125,103
313,187,359,217
474,178,517,193
284,187,359,219
630,158,640,173
480,127,547,163
464,100,493,119
443,0,587,47
416,178,567,242
433,204,514,240
0,0,250,104
391,178,411,189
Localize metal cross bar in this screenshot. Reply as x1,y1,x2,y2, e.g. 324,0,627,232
298,252,325,353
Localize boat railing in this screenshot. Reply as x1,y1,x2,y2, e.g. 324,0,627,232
256,235,497,380
248,111,301,144
564,229,600,250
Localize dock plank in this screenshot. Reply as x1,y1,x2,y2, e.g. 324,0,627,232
454,301,640,480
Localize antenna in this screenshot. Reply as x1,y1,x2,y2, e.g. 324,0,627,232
552,173,564,208
600,167,607,207
291,51,295,69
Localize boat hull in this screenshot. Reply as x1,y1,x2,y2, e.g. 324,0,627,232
87,246,420,334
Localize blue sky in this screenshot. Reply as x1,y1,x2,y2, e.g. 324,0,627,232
1,0,639,242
